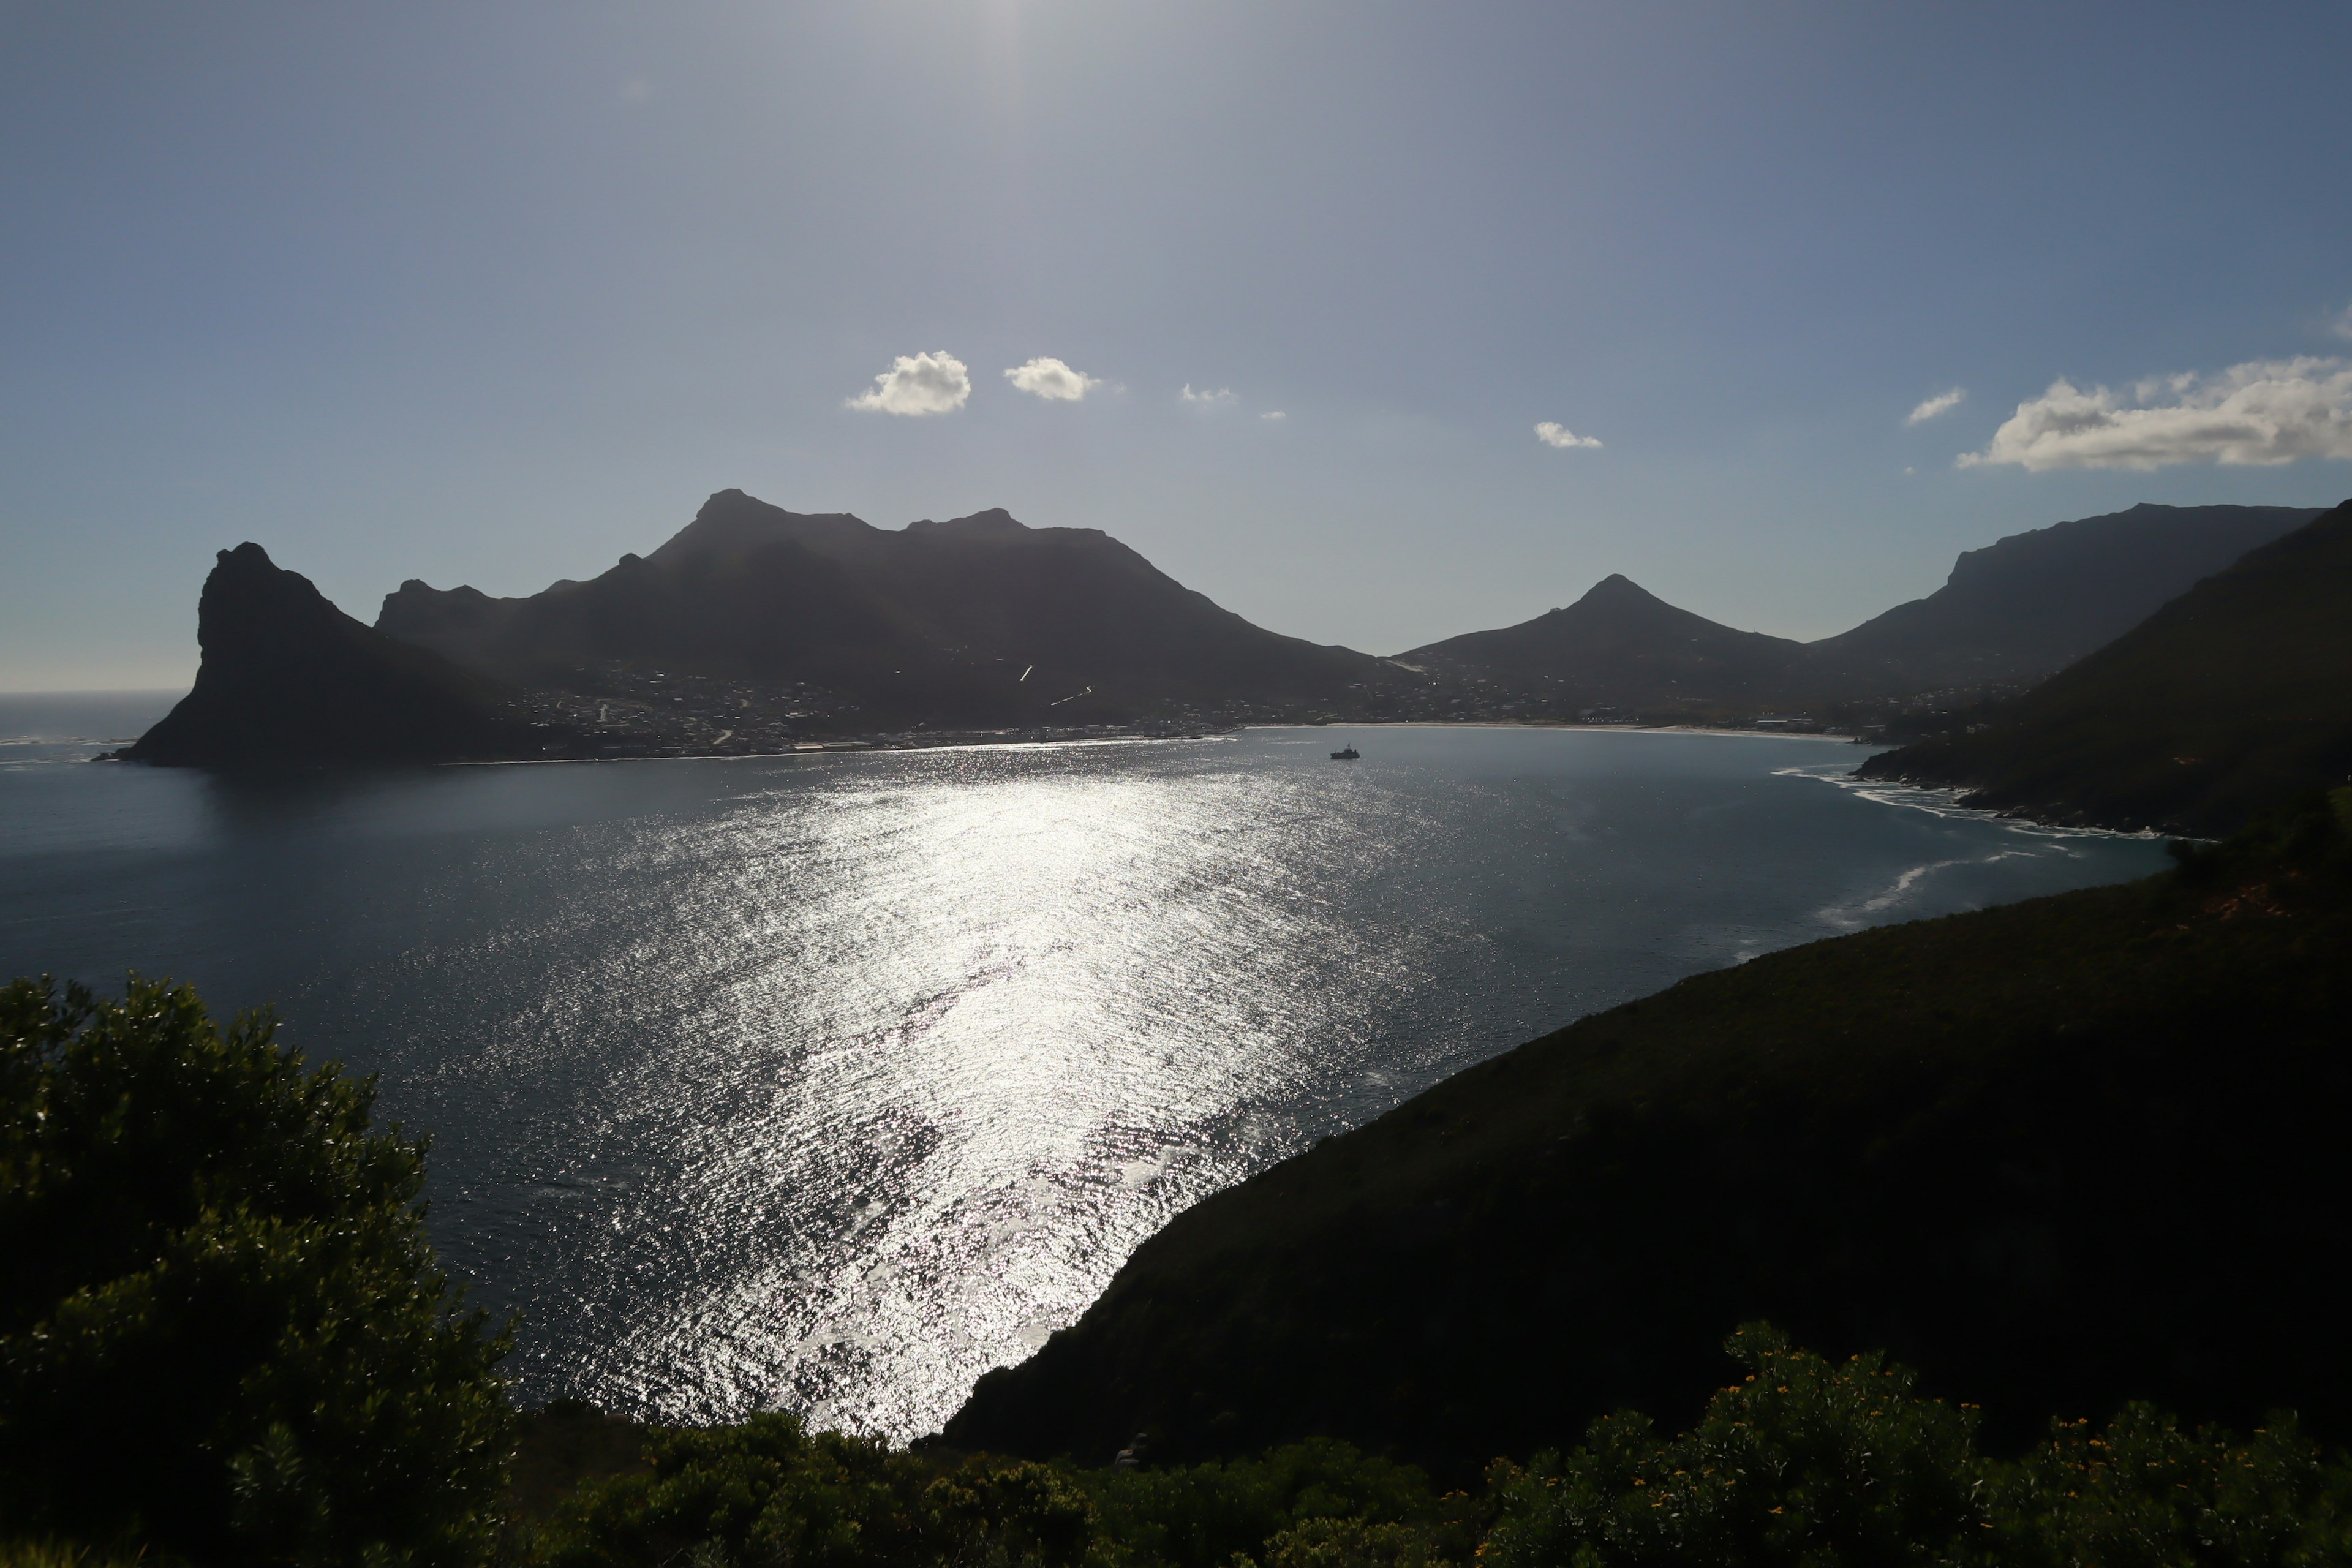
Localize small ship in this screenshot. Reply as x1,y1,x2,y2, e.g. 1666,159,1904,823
1329,742,1361,760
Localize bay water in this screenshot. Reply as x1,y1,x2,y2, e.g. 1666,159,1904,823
0,701,2171,1441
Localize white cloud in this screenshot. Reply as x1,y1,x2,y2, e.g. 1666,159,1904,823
1535,421,1602,450
1181,384,1236,407
2332,303,2352,342
1959,357,2352,470
1003,356,1100,402
846,352,970,416
1260,410,1286,421
1904,387,1966,425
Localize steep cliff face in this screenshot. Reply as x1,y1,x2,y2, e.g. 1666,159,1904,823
127,543,547,767
1790,502,2320,700
1857,498,2352,834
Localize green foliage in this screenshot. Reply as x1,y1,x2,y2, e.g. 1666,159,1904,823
523,1332,2352,1567
535,1414,1092,1568
1983,1405,2352,1568
0,976,513,1567
1074,1440,1455,1568
1482,1325,1982,1568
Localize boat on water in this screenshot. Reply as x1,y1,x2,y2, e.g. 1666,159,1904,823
1329,743,1361,760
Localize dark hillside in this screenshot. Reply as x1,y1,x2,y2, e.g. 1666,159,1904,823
1395,575,1803,713
944,795,2352,1480
126,543,546,767
1858,497,2352,834
1789,502,2317,700
377,490,1381,723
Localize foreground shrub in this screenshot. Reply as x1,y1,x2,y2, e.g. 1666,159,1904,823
0,976,512,1566
1075,1439,1452,1568
1481,1324,1981,1568
1983,1403,2352,1567
537,1414,1091,1568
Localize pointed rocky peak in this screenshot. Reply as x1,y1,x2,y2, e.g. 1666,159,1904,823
649,490,878,564
1570,573,1668,609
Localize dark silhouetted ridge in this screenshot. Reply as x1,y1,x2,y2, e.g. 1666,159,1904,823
378,489,1381,723
1855,498,2352,835
1396,573,1803,711
127,543,543,767
1789,502,2320,700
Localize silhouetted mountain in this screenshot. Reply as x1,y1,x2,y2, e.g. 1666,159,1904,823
1789,503,2320,700
1396,575,1803,712
377,491,1382,723
1402,505,2320,715
126,543,548,767
1856,499,2352,835
945,799,2352,1479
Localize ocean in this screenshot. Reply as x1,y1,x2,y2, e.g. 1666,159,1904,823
1,701,2171,1439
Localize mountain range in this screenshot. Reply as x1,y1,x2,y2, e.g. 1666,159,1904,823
376,489,1382,726
1859,497,2352,834
1399,502,2319,711
126,493,2329,772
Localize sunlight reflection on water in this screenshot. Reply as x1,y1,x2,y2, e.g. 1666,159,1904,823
0,728,2172,1438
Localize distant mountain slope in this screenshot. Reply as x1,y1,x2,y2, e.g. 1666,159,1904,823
1400,505,2318,714
1395,575,1804,712
377,490,1382,722
1789,503,2320,700
943,799,2352,1479
126,543,545,767
1857,498,2352,834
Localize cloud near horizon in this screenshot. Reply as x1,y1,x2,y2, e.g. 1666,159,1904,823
1003,356,1101,401
846,351,971,415
1535,421,1602,449
1960,357,2352,470
1905,387,1966,425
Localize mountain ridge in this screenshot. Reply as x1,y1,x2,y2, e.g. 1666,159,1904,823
1855,497,2352,834
377,489,1384,725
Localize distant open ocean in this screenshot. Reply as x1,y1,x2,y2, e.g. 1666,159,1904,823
0,698,2170,1440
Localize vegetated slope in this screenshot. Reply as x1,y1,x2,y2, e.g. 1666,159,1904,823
378,489,1381,723
1394,575,1804,713
943,797,2352,1481
126,543,547,767
1856,497,2352,835
1787,502,2320,701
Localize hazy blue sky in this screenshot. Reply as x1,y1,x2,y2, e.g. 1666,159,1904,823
6,1,2352,688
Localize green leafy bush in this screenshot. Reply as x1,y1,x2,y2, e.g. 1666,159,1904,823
1075,1439,1452,1568
0,976,513,1566
536,1414,1092,1568
1481,1325,1982,1568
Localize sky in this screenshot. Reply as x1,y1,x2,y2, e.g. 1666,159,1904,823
5,1,2352,690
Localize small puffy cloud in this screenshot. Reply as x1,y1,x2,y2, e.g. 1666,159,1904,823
1259,410,1286,421
846,352,970,416
2332,303,2352,342
1959,357,2352,470
1181,384,1236,407
1004,356,1100,402
1535,421,1602,449
1905,387,1966,425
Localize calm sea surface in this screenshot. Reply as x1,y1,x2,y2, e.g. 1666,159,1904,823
1,697,2170,1440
